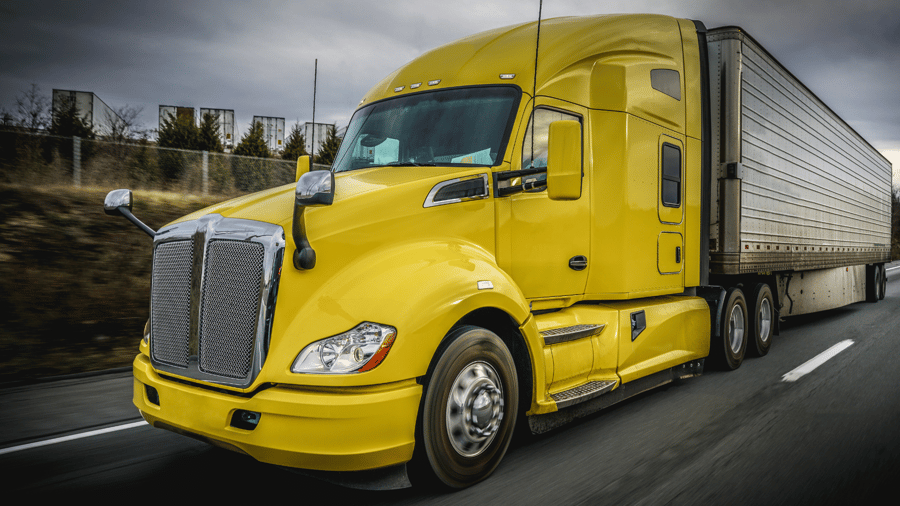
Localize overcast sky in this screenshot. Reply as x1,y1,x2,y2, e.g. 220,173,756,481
1,0,898,178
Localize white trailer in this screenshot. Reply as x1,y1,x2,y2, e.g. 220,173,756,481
705,27,892,315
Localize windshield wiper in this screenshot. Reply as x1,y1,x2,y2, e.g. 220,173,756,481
385,162,438,167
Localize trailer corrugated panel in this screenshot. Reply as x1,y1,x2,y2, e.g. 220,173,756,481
707,28,892,275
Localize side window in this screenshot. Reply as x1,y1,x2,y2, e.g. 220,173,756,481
661,143,681,208
522,108,581,170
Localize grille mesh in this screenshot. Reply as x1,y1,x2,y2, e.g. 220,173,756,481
151,240,194,367
198,240,265,378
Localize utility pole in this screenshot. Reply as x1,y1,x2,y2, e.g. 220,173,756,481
311,59,317,163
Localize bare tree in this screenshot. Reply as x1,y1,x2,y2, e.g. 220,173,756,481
104,104,146,143
15,83,50,132
0,106,15,127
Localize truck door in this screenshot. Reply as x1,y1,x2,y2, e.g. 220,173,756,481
501,105,591,299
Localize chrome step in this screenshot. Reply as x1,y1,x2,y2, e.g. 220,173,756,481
540,323,605,345
550,379,617,409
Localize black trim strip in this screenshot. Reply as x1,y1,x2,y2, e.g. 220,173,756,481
693,20,712,286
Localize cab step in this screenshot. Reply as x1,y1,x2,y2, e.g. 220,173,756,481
540,323,605,345
550,379,617,409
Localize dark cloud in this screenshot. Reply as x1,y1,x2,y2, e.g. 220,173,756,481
1,0,897,150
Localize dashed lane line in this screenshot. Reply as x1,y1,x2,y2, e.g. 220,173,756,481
0,420,147,456
782,339,854,383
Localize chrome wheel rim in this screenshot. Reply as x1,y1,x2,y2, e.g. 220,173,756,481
446,361,504,457
729,304,745,354
759,298,772,343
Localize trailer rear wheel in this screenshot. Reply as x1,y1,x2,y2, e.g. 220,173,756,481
748,283,773,357
712,287,747,370
878,264,887,300
410,325,518,489
866,264,881,302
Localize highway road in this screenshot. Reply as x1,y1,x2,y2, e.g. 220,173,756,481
3,262,899,504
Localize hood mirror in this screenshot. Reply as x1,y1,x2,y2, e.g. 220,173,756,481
103,189,156,238
295,170,335,206
292,170,335,270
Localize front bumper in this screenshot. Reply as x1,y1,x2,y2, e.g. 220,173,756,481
133,354,421,471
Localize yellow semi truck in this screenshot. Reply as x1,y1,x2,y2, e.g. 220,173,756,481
106,14,892,489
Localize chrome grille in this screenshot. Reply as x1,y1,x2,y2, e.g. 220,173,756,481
148,214,285,388
199,240,265,379
150,240,194,368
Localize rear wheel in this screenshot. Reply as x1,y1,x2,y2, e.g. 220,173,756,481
711,287,747,370
878,264,887,300
866,264,881,302
410,325,518,489
748,283,774,357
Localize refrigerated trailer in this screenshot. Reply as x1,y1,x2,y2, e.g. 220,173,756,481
105,14,891,490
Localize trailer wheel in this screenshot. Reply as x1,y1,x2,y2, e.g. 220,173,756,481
878,264,887,300
748,284,773,357
712,287,747,370
866,264,881,302
410,325,518,489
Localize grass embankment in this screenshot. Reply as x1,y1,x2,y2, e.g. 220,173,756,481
0,185,222,383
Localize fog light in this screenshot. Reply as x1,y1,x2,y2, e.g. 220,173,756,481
145,385,159,406
231,410,261,430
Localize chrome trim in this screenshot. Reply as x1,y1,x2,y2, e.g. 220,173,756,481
540,324,605,345
423,173,489,208
104,189,132,214
149,214,285,388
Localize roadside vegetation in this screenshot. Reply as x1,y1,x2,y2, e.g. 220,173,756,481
0,185,221,383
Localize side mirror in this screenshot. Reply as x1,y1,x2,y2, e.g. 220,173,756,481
103,189,156,238
295,155,311,182
292,170,335,270
104,189,133,215
295,170,334,207
547,120,582,200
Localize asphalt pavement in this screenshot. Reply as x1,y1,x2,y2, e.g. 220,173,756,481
2,261,899,504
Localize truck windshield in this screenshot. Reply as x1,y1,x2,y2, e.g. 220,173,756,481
332,86,520,173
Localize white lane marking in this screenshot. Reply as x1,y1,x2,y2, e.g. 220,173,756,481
886,266,900,272
782,340,854,382
0,420,147,456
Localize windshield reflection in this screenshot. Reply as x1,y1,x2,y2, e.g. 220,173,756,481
332,86,520,173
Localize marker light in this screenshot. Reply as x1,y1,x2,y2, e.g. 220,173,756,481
394,86,405,92
410,82,422,89
428,79,441,86
499,74,516,79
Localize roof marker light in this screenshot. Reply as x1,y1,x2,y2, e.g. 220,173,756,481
499,74,516,80
410,82,422,89
394,86,405,92
428,79,441,86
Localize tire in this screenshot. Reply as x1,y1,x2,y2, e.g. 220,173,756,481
711,287,747,370
410,325,518,489
747,283,774,357
878,264,887,300
866,264,879,302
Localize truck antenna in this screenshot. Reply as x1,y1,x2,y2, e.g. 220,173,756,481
531,0,542,165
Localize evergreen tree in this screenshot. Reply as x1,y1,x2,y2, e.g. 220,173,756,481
282,123,308,161
197,112,224,152
315,124,341,166
157,113,198,150
234,121,269,158
50,96,94,139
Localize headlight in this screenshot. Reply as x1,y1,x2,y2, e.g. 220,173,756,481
291,322,397,374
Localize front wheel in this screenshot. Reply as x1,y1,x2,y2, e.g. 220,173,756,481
411,326,518,489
